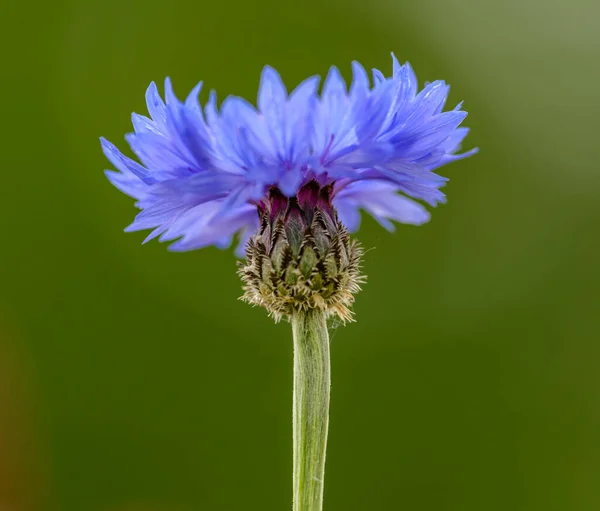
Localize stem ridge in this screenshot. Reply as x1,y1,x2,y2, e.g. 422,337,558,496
292,310,331,511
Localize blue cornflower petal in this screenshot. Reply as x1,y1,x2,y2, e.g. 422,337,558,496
144,82,167,131
102,54,476,254
349,61,370,105
101,138,153,184
104,169,147,199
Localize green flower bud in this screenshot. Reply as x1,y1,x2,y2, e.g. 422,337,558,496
239,181,364,322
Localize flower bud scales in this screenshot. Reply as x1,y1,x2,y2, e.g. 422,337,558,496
239,181,364,322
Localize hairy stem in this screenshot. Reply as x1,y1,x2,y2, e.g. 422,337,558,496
292,310,331,511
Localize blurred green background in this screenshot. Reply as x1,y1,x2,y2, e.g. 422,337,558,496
1,0,599,509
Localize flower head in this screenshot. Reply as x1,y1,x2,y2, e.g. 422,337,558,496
102,54,476,257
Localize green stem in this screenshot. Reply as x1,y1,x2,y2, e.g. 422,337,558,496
292,310,331,511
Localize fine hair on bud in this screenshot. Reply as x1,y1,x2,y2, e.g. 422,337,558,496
239,181,365,322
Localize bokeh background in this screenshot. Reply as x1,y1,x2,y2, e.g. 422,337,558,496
2,0,599,509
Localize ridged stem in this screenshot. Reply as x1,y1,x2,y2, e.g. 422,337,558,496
292,310,331,511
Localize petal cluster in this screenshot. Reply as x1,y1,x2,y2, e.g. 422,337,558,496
102,54,476,255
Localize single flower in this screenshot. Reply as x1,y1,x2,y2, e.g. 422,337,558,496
101,53,476,511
